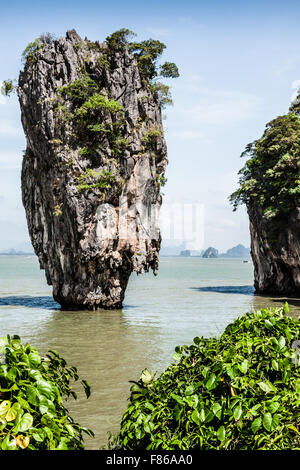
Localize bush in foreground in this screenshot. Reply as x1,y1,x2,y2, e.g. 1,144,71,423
115,306,299,450
0,336,93,450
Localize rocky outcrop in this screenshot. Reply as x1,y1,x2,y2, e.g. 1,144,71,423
18,30,168,310
202,247,218,258
249,207,300,295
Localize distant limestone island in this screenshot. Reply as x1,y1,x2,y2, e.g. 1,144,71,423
179,244,251,259
0,248,34,255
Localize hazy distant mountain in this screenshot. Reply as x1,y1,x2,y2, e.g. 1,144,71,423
0,241,34,254
0,248,34,255
219,244,251,258
179,249,204,257
160,242,187,256
202,247,218,258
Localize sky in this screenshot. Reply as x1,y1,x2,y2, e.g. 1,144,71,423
1,0,300,251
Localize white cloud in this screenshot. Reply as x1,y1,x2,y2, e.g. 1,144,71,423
180,91,262,125
146,27,174,37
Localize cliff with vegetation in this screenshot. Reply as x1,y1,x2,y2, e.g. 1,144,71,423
230,101,300,295
17,29,178,309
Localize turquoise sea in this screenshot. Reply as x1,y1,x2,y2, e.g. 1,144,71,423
0,255,298,448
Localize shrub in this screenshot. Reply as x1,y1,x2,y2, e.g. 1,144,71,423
75,93,124,119
114,306,300,450
21,38,45,64
150,82,173,109
230,113,300,218
58,74,99,106
0,335,93,450
77,168,117,191
0,79,16,97
142,127,162,150
106,29,136,51
158,62,180,79
157,174,167,187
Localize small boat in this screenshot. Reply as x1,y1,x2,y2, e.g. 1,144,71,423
243,260,250,263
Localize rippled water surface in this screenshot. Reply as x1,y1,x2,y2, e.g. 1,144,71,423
0,255,299,448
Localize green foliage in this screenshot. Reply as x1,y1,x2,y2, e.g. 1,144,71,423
106,29,136,51
21,38,45,64
114,307,300,450
150,82,173,109
0,335,93,450
77,169,117,191
157,174,167,187
230,113,300,218
142,127,162,150
105,28,179,106
0,79,16,97
158,62,180,79
129,39,166,79
58,73,99,106
75,93,123,119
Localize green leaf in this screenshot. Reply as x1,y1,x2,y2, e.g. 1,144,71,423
32,430,45,442
140,369,153,385
1,434,18,450
191,409,201,426
28,352,41,368
278,336,286,350
26,385,40,406
217,425,226,442
212,402,222,419
251,417,261,434
185,394,198,409
258,381,276,394
171,393,184,405
233,403,242,420
268,402,280,414
184,385,195,396
37,379,54,400
81,379,91,399
0,400,11,417
13,412,33,433
199,408,206,423
263,412,279,432
5,402,21,422
206,373,217,391
238,359,248,374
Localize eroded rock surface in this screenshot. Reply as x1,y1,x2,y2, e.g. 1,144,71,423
249,207,300,295
18,30,167,309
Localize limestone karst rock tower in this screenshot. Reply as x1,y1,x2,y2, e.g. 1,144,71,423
18,29,172,309
230,98,300,296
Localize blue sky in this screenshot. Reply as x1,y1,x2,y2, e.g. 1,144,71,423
1,0,300,251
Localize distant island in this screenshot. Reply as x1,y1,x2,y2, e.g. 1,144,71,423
202,247,218,258
0,249,34,255
219,244,251,258
178,244,251,258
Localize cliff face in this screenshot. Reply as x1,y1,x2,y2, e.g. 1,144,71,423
249,207,300,295
230,108,300,296
18,30,167,309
